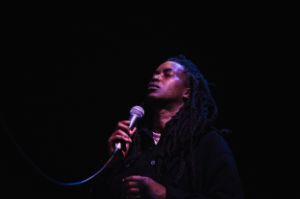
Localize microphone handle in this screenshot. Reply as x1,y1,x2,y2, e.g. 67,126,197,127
114,115,137,151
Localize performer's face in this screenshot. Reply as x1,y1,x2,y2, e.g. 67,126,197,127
147,61,190,102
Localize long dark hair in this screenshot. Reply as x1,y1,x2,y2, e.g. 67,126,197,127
143,55,219,184
162,55,218,156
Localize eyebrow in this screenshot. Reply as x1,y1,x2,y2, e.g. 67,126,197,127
154,68,172,74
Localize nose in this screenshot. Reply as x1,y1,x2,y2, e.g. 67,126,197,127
152,72,161,82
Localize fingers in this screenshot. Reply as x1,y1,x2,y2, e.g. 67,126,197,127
126,187,140,194
108,131,132,154
129,127,137,136
108,120,138,156
123,176,166,199
123,176,147,183
108,120,137,144
116,120,130,131
117,120,137,136
108,131,132,149
123,176,150,190
108,121,132,142
123,177,143,199
124,180,140,188
109,132,132,143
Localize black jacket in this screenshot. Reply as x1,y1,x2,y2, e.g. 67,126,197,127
91,128,244,199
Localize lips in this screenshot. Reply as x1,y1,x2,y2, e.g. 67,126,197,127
147,83,160,90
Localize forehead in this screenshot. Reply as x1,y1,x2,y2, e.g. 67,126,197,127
156,61,186,72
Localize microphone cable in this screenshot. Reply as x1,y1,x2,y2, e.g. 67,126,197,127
1,113,120,187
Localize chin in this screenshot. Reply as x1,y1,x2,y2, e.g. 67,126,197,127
147,93,161,100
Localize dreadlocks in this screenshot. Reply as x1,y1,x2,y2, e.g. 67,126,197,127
162,55,218,156
149,55,219,183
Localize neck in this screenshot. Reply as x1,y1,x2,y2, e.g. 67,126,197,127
152,101,184,133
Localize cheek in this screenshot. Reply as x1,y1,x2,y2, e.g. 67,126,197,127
170,81,186,92
164,86,184,97
165,80,181,90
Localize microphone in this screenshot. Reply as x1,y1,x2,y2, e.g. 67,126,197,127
114,105,145,151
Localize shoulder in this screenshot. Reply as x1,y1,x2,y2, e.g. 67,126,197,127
192,128,240,176
194,128,233,158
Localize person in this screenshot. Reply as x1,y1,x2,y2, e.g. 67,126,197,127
91,55,244,199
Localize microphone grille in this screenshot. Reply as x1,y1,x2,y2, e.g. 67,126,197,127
130,105,145,118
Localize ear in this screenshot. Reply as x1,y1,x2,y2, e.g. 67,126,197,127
183,88,190,100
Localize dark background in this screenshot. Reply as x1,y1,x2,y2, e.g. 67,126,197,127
1,13,287,198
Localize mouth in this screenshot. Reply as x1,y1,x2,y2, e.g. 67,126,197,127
147,83,160,90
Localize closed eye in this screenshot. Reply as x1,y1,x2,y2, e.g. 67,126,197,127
163,69,173,77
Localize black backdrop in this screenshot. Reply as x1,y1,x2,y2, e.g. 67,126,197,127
1,15,283,199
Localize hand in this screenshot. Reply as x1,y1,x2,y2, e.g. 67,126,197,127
108,120,137,157
123,175,166,199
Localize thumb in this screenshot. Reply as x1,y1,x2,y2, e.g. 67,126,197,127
128,127,137,136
